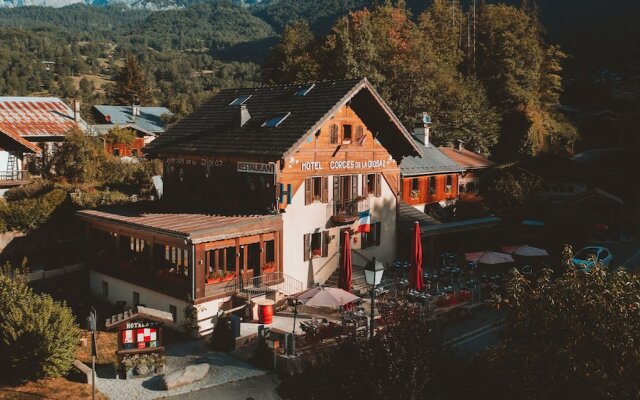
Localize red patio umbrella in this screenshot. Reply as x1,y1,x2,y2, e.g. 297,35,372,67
409,221,424,291
339,230,352,293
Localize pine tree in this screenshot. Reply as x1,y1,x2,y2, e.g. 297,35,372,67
113,54,153,105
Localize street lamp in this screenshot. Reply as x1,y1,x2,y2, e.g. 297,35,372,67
364,257,384,340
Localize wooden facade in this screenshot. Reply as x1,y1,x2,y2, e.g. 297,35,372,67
107,137,147,158
400,174,459,206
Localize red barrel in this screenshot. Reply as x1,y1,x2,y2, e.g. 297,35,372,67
258,304,273,324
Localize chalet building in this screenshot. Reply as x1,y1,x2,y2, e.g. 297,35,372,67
439,142,495,195
92,105,173,157
399,118,463,214
77,79,421,334
0,97,86,191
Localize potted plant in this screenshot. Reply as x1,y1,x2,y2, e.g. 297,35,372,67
223,271,236,282
207,271,224,284
312,248,322,258
261,262,276,273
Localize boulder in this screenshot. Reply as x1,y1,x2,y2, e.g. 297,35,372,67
162,363,209,390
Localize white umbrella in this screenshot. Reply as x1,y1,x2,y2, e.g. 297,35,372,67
292,286,360,307
465,251,515,265
501,245,549,257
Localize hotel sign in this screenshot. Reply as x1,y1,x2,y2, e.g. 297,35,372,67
301,159,387,171
237,161,275,174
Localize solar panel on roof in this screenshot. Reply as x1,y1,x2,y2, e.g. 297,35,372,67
294,84,315,96
262,112,290,128
229,95,251,106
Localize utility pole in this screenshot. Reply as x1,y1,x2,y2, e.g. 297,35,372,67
88,307,97,400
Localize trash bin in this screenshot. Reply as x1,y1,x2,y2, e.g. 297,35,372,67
230,315,241,339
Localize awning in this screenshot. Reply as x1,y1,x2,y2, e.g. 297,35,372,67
398,201,500,237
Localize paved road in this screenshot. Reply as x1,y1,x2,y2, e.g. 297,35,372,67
165,373,282,400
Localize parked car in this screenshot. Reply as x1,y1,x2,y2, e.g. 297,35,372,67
571,246,613,271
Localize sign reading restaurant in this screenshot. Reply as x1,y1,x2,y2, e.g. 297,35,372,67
237,161,275,174
301,159,387,171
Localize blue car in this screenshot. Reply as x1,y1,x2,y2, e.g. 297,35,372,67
572,246,613,271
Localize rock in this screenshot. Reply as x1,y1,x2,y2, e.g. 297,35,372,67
162,363,209,390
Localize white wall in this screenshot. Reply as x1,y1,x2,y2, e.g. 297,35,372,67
282,174,397,288
0,151,23,172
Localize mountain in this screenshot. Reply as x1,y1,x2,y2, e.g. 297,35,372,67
0,0,267,9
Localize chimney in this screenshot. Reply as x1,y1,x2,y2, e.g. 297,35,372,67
456,140,464,151
132,104,140,117
240,104,251,127
413,112,431,147
73,99,81,122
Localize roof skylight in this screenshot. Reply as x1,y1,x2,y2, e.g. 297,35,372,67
294,84,315,97
262,112,291,128
229,95,252,106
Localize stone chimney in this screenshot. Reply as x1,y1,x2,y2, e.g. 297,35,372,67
240,104,251,127
413,112,431,147
456,139,464,151
73,99,81,122
132,104,140,117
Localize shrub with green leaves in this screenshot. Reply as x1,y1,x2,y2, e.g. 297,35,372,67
0,267,78,383
0,188,67,232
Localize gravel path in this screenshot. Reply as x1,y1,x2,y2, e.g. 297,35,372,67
95,340,267,400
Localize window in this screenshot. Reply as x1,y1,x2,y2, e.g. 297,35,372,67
133,291,140,307
294,84,315,96
305,176,328,204
113,148,120,157
303,231,329,260
330,124,339,144
466,181,477,193
343,124,353,143
364,173,381,197
429,177,436,195
229,95,251,106
410,178,420,199
445,175,453,194
362,222,381,248
102,281,109,298
131,149,139,157
355,126,364,145
597,250,609,262
169,305,177,323
262,112,290,128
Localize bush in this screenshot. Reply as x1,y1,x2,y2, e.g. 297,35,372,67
0,189,67,232
4,179,54,202
0,266,78,383
51,128,106,183
99,158,163,196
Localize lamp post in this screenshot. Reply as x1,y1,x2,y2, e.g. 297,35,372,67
364,257,384,340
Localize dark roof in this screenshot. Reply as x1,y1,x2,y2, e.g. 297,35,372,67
145,78,421,160
397,201,500,237
518,153,601,184
93,105,172,133
438,147,495,170
400,137,463,176
77,203,281,244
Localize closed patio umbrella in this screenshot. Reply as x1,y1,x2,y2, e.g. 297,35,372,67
501,245,549,257
339,230,352,292
409,221,424,291
465,251,515,265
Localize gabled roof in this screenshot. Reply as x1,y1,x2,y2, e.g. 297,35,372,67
89,123,156,137
566,187,623,207
0,97,82,153
93,105,172,133
400,136,463,176
518,153,601,184
438,147,495,170
145,78,421,160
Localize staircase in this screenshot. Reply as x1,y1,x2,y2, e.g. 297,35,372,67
325,263,371,296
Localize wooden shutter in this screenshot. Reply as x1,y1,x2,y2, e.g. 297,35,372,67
375,222,381,246
321,177,329,203
330,124,339,144
322,231,329,257
304,178,312,205
278,183,284,204
351,175,358,199
375,173,382,197
303,234,311,261
333,176,340,202
362,174,367,196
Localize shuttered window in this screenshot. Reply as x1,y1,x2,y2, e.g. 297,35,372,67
363,173,382,197
303,231,329,260
305,177,329,205
330,124,339,144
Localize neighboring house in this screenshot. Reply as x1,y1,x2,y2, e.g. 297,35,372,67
77,78,421,335
92,105,173,157
399,119,463,213
439,142,495,195
0,97,85,189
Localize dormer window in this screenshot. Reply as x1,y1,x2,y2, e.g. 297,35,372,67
294,84,315,97
229,95,251,106
262,112,290,128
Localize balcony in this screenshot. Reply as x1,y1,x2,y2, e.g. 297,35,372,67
0,170,29,185
327,197,370,224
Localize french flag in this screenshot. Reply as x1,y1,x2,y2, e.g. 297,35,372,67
358,210,371,233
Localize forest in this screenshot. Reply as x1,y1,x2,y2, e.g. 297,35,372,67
0,0,637,158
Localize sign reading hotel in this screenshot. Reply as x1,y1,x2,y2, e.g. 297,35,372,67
237,161,275,174
301,160,387,171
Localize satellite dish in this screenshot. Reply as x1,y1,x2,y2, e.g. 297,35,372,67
422,112,431,124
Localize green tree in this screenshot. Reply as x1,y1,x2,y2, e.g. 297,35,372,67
105,126,136,146
262,20,320,84
486,169,544,222
113,54,153,105
52,128,106,183
0,265,78,383
486,265,640,399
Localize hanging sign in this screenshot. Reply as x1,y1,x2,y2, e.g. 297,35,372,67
237,161,275,174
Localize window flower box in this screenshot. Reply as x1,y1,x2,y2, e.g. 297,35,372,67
261,262,277,274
